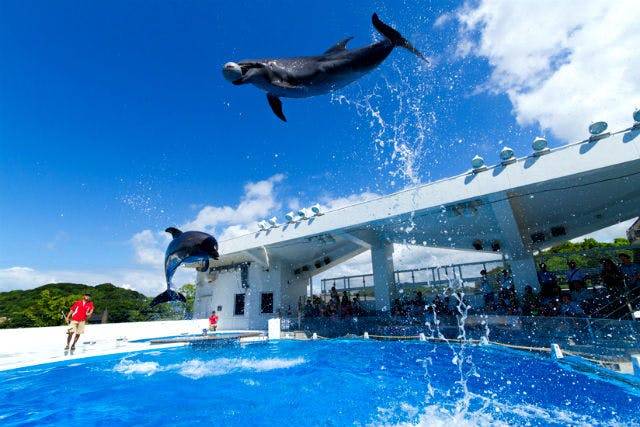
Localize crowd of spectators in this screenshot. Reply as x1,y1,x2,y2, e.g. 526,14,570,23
305,253,639,320
477,253,640,318
302,286,365,318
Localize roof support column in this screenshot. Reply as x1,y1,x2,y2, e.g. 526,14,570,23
492,196,540,292
371,240,396,312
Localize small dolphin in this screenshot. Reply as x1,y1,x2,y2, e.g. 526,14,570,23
223,13,427,122
150,227,219,307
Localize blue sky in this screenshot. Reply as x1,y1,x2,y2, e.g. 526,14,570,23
1,1,637,293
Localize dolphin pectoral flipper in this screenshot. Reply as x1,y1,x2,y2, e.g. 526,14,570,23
324,36,354,54
371,13,428,62
267,93,287,122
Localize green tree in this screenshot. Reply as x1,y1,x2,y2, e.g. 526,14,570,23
22,290,77,327
179,283,196,316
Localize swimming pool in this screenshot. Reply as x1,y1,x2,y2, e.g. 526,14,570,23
1,339,638,426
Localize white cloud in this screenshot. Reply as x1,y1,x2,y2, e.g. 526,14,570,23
453,0,640,142
129,174,286,279
571,218,635,243
181,174,285,238
131,230,167,267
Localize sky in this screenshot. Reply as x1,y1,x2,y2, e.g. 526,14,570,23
1,0,639,295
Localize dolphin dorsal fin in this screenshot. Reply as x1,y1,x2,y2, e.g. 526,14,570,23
324,37,353,54
165,227,183,238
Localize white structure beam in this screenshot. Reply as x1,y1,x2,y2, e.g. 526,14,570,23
490,195,539,291
370,240,395,312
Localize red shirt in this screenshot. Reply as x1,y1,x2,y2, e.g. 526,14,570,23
70,300,94,322
209,314,218,325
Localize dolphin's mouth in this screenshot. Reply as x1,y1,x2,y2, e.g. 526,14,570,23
222,62,243,82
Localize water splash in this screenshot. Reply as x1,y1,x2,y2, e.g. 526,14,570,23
331,61,435,190
113,357,306,379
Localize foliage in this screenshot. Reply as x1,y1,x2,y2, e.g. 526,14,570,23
179,283,196,318
0,282,196,329
535,238,632,273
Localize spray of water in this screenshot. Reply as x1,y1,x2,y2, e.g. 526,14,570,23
331,60,434,190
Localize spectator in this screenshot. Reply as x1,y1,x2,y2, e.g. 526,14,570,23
480,269,495,311
340,291,352,316
442,296,454,316
601,258,624,294
537,263,558,297
560,293,584,317
352,294,364,316
619,253,640,292
413,291,426,315
540,284,561,316
391,298,404,316
495,288,509,315
303,299,313,317
432,295,446,316
521,285,540,316
330,285,340,303
571,281,593,309
507,285,520,315
498,269,514,290
565,260,586,292
327,298,338,317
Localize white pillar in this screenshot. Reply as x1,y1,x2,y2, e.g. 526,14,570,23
551,343,564,360
268,318,281,340
371,241,395,312
492,198,539,292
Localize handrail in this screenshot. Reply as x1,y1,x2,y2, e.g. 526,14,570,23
593,292,640,319
321,259,505,288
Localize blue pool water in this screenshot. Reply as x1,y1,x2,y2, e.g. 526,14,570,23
1,340,638,426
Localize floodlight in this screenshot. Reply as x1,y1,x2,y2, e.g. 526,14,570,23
588,121,608,135
258,220,269,230
532,137,548,152
310,203,323,216
500,146,515,162
471,155,485,170
634,108,640,123
297,208,308,219
268,216,278,227
285,211,296,222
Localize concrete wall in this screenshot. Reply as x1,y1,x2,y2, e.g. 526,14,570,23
0,319,211,370
194,261,306,330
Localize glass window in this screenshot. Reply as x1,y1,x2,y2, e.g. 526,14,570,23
261,292,273,314
234,293,245,316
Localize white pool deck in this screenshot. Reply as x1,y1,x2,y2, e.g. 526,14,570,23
0,320,265,372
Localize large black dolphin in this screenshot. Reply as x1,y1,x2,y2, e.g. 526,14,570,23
150,227,219,307
222,13,427,122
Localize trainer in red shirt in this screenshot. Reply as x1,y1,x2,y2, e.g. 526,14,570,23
208,311,218,331
65,293,95,351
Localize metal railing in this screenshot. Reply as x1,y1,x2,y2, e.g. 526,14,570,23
319,259,506,299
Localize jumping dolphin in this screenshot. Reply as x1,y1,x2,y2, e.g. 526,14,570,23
150,227,219,307
222,13,427,121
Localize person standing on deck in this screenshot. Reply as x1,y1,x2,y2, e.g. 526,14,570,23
209,311,219,331
65,293,94,351
565,260,586,291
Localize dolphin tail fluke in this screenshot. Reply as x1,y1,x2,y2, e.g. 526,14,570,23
371,13,427,62
150,289,187,307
